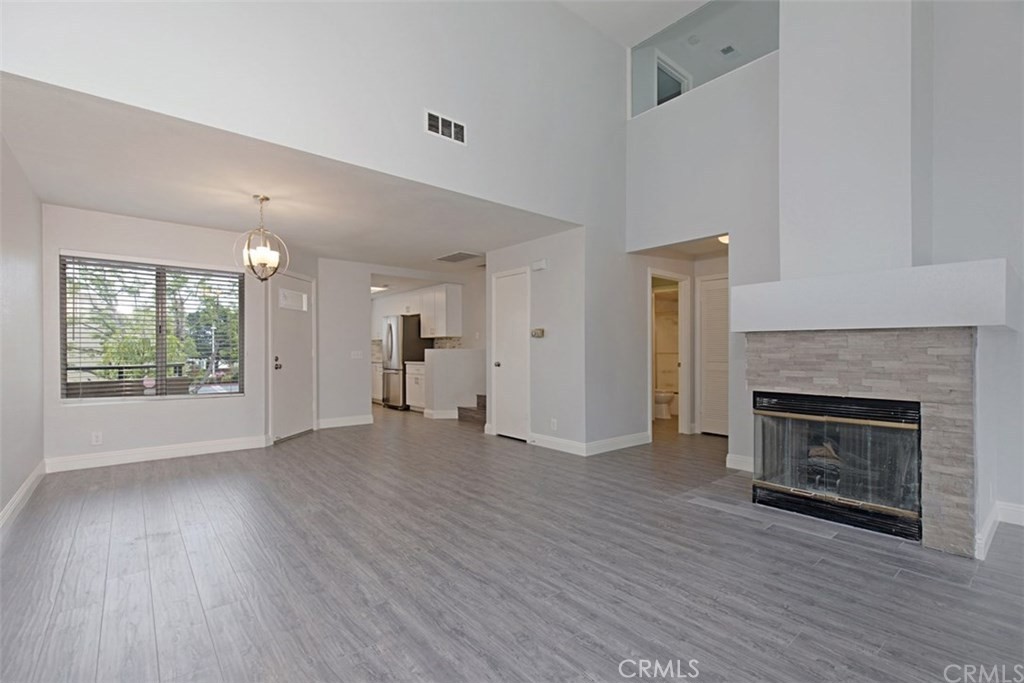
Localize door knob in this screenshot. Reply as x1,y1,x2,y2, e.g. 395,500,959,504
275,363,283,370
494,361,501,367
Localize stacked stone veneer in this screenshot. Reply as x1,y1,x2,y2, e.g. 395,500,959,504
745,327,976,557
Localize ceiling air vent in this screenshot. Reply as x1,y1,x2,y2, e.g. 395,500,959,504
436,251,482,263
720,45,736,55
426,110,466,144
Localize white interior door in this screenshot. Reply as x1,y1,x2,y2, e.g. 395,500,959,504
271,274,315,441
677,279,693,434
698,276,729,436
492,270,529,440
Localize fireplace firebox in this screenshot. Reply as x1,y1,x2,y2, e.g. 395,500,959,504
753,391,922,540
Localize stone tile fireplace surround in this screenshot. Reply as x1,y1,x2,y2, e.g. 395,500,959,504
746,327,976,556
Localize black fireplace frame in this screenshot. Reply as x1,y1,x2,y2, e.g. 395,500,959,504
752,391,923,541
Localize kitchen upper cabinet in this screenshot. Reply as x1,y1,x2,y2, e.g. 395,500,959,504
420,284,462,338
371,283,462,339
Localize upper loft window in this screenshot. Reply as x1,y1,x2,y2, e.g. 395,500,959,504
631,0,780,117
60,255,244,399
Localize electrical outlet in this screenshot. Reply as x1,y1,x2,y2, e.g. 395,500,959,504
90,431,103,446
550,418,557,432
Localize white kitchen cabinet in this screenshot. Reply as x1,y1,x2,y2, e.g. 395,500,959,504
372,283,461,339
405,363,425,411
420,284,462,338
371,363,383,402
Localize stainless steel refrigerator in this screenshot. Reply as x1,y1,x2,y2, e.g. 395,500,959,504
381,314,433,409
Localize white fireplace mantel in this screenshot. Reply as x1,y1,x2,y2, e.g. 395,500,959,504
732,258,1020,333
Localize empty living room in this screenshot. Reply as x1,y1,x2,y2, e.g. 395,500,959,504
1,1,1022,682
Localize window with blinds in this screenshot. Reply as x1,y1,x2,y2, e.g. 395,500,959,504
60,255,244,399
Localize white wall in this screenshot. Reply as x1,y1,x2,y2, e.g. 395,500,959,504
928,1,1024,530
487,228,587,444
317,258,373,425
627,52,780,461
1,2,613,230
931,1,1023,276
41,206,269,459
975,326,1023,540
778,0,914,279
0,139,44,510
4,2,661,451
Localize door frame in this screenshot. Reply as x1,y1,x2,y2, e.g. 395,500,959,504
487,266,530,438
267,270,318,442
694,273,728,435
646,268,693,439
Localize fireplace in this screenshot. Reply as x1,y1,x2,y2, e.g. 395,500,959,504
753,391,922,540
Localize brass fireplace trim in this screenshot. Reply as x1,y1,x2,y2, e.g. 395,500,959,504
753,480,920,519
752,409,919,431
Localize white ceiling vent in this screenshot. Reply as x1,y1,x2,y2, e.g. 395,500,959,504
436,251,483,263
426,111,466,144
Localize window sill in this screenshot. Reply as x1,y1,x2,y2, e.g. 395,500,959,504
60,392,245,407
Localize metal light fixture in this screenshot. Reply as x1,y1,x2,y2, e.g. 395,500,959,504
237,194,289,281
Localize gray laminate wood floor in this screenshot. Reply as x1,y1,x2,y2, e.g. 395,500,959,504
2,408,1022,682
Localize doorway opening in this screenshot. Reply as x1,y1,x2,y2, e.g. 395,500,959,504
641,234,730,444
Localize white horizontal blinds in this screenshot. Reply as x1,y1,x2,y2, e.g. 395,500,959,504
60,256,244,399
61,257,159,398
165,266,244,395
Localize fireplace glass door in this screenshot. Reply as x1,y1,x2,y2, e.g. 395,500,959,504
752,392,921,539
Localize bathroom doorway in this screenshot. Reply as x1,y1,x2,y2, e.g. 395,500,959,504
647,269,692,438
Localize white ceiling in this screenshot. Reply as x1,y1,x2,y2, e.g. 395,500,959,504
370,274,444,298
1,74,577,272
560,0,707,48
634,234,728,259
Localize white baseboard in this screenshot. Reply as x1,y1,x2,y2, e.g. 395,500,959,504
584,431,650,456
318,415,374,429
975,502,1024,560
680,422,698,435
484,423,496,436
998,501,1024,526
45,435,270,473
424,409,459,420
528,431,650,457
726,453,754,472
0,460,45,531
529,434,587,456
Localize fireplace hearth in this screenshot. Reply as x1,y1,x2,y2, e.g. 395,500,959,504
753,391,922,539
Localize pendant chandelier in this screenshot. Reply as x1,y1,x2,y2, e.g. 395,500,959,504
237,194,289,281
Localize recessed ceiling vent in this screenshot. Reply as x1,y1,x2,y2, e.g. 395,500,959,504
720,45,736,55
436,251,482,263
426,111,466,144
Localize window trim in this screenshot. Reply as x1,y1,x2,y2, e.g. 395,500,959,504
60,251,246,401
654,51,693,106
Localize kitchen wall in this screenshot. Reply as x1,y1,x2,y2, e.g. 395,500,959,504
320,259,487,428
40,205,269,460
369,270,485,349
0,139,44,514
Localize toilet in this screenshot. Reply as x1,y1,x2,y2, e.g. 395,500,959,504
653,391,674,420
